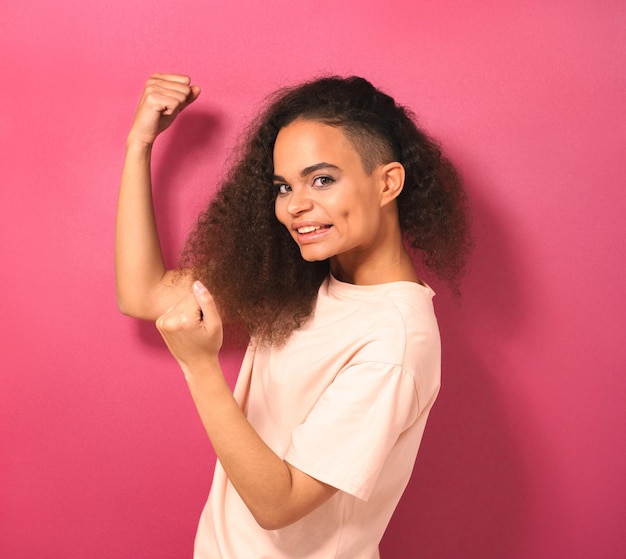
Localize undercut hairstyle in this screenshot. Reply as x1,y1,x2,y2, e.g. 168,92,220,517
182,76,472,345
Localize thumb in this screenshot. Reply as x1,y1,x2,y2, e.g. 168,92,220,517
192,280,214,315
192,280,224,353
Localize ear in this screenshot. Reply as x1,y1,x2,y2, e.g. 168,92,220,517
379,161,405,207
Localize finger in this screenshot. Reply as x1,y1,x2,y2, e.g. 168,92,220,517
192,282,224,353
143,86,194,117
144,82,189,104
146,74,199,101
177,292,204,327
146,77,193,98
193,281,217,317
143,83,200,115
187,84,202,105
175,84,201,114
142,93,181,116
151,73,192,85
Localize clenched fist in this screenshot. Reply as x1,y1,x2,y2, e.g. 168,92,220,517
156,281,224,377
127,73,201,147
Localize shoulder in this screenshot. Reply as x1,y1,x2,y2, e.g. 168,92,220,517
312,277,440,372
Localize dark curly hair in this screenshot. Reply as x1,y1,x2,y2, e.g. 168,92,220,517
182,76,471,345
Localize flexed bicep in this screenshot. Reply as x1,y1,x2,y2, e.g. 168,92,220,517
116,73,202,321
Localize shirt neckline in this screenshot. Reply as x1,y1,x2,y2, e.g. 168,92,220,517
327,273,435,300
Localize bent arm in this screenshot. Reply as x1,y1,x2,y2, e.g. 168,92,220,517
187,360,338,530
157,284,338,530
115,74,200,320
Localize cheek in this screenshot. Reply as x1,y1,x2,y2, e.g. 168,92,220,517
352,200,381,236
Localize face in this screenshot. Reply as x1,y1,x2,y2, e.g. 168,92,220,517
273,119,388,267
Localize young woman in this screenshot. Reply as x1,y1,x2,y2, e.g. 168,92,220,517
116,73,470,558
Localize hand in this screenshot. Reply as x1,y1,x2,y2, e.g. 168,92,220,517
156,281,223,374
127,73,201,147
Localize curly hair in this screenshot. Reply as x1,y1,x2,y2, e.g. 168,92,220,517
182,76,471,345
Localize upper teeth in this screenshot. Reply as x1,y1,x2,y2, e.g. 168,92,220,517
297,226,321,234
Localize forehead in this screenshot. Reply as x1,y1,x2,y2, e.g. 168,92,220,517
273,120,363,172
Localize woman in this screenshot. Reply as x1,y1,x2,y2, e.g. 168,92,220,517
116,73,470,558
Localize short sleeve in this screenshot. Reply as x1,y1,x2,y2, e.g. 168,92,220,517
283,361,419,501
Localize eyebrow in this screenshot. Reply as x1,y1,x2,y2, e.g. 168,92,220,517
272,162,340,182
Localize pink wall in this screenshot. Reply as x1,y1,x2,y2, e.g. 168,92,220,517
2,1,625,557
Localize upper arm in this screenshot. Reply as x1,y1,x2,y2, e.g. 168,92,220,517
117,268,193,321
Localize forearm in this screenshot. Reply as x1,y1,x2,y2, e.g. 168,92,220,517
184,359,334,530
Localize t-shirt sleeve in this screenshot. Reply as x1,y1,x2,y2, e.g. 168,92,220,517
283,361,419,501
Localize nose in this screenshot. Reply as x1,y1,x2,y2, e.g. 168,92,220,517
286,187,313,216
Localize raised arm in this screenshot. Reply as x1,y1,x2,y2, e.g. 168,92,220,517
115,73,201,320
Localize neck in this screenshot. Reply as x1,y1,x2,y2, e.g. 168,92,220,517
330,246,418,285
330,207,420,285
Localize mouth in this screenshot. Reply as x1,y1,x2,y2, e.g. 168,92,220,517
296,225,329,234
292,223,332,243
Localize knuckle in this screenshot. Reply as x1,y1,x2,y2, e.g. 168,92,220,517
143,86,157,100
179,313,192,327
156,312,176,332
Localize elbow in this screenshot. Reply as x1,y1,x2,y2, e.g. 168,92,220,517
255,516,291,532
116,294,148,320
248,475,337,531
116,297,129,316
115,282,134,317
116,294,134,317
115,282,152,320
252,509,301,531
117,304,135,318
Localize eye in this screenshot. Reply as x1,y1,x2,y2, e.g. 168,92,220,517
312,175,335,188
275,183,291,195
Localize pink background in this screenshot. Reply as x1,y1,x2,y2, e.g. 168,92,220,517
2,1,625,557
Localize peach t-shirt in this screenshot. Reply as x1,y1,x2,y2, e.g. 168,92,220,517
194,275,441,558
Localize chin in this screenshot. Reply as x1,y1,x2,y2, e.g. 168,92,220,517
299,253,326,263
298,247,332,263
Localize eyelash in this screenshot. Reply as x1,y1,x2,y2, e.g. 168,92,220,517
275,175,335,195
312,175,335,187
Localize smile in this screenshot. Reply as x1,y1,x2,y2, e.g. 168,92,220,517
297,225,323,234
292,223,332,244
